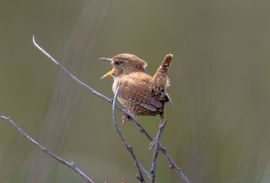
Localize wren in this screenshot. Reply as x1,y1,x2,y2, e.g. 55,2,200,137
100,53,173,123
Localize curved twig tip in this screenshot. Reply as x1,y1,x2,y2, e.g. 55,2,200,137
32,35,36,44
32,35,59,65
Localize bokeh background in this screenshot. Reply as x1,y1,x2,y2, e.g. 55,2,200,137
1,0,270,182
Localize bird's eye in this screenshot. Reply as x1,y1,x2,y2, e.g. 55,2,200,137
114,60,123,65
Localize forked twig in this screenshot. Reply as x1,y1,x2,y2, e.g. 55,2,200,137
131,119,191,183
32,35,191,183
112,87,145,182
0,114,95,183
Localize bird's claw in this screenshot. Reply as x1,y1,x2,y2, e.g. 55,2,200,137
121,109,135,124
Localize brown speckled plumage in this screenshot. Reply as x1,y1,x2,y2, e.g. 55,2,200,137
101,53,173,123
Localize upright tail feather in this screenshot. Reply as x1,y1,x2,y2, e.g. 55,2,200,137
160,53,173,70
152,53,173,89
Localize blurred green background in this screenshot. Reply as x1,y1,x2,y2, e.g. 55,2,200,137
1,0,270,182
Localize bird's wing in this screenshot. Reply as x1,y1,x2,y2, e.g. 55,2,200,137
117,75,162,112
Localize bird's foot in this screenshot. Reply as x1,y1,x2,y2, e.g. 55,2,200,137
121,109,135,124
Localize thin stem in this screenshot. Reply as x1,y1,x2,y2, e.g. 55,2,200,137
149,116,167,183
32,36,112,104
112,87,145,182
0,114,95,183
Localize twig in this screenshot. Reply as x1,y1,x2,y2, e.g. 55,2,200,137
131,120,191,183
32,35,191,183
112,87,145,182
149,116,167,183
32,36,112,104
0,114,95,183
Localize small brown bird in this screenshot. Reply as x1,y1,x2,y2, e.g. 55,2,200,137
100,53,173,123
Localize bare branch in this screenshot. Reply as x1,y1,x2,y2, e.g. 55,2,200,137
160,147,191,183
149,117,167,183
0,114,95,183
32,35,112,104
112,87,145,182
32,36,190,183
131,120,191,183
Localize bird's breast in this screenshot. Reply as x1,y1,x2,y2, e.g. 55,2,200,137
112,79,118,94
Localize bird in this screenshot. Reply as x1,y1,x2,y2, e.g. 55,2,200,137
100,53,173,124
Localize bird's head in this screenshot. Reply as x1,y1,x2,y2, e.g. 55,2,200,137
100,53,147,79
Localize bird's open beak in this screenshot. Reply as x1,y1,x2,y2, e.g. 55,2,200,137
101,68,115,79
99,57,114,79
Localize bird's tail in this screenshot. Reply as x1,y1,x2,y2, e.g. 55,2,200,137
152,53,173,89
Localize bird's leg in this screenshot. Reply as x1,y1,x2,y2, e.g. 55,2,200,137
121,113,130,124
159,112,166,125
149,113,167,149
121,109,135,124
